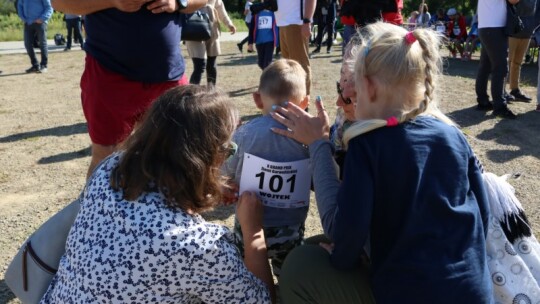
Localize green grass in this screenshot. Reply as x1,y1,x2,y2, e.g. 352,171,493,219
0,11,247,41
0,12,66,41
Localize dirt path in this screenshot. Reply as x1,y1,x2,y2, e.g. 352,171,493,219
1,42,539,303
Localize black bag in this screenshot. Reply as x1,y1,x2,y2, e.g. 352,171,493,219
181,10,212,41
54,33,66,46
505,1,525,36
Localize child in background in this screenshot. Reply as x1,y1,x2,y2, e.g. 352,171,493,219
250,5,279,69
445,8,467,59
222,59,310,276
273,22,493,303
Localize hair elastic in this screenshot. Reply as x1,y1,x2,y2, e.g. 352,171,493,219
364,39,371,57
386,117,399,127
404,32,417,45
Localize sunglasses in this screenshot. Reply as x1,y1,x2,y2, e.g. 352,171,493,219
336,81,353,105
224,142,238,160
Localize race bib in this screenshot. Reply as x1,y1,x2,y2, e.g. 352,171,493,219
258,16,272,30
436,25,445,33
453,27,460,36
239,153,310,208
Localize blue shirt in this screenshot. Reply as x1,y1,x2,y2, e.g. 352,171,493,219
310,116,493,303
84,8,185,83
253,10,278,45
17,0,52,25
223,115,310,227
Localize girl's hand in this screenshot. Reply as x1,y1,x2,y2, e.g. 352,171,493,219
221,182,239,205
270,97,330,146
229,25,237,34
237,192,263,233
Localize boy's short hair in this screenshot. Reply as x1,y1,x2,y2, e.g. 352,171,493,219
259,59,307,104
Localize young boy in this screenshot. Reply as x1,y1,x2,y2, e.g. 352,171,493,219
250,5,279,70
222,59,310,276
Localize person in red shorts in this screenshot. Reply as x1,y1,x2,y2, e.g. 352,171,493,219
51,0,206,178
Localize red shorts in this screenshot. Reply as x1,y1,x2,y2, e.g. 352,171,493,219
81,55,188,145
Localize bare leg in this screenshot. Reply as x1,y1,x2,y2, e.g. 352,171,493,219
87,143,116,179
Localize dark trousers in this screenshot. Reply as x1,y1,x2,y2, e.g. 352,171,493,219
190,56,217,85
475,27,509,110
315,19,335,51
23,22,48,68
256,42,274,70
65,18,84,49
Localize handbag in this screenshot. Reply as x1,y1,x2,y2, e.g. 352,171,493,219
505,1,525,36
182,9,212,41
4,198,81,304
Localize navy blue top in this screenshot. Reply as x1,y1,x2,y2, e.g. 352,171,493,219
310,116,493,303
85,8,185,83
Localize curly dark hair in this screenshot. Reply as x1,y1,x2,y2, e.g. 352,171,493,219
111,85,237,213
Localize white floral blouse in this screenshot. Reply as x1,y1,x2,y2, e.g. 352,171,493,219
40,153,271,304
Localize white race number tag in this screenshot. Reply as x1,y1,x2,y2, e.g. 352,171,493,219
258,16,272,30
239,153,310,208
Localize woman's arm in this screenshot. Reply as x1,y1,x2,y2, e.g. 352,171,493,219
237,192,276,303
215,0,236,32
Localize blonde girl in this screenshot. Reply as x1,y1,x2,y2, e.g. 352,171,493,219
272,22,492,303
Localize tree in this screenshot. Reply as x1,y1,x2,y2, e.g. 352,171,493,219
403,0,478,18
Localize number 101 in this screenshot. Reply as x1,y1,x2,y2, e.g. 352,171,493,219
255,172,296,193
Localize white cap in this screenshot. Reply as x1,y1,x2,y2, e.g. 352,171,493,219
447,8,457,16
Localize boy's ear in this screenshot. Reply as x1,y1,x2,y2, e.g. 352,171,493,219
299,95,309,110
252,91,264,109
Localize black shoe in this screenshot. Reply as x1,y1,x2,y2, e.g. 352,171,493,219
64,47,70,52
493,107,517,119
504,92,515,102
476,102,493,111
510,89,532,102
312,48,321,54
327,48,332,54
236,43,243,53
25,66,39,73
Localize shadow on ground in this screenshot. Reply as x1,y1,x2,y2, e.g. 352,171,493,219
444,57,538,86
0,122,87,143
38,146,91,164
0,280,16,303
447,105,540,163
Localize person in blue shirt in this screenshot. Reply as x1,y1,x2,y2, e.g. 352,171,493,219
17,0,53,73
51,0,206,179
271,21,493,303
222,59,310,277
251,8,279,69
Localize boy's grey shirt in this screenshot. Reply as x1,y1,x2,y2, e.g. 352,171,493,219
223,115,310,227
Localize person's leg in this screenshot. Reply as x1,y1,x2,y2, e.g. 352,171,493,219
509,38,531,100
37,22,48,69
66,20,74,50
280,25,311,96
263,42,274,69
75,18,84,48
190,57,205,84
326,20,334,52
256,43,265,69
280,242,375,304
475,28,495,108
481,28,510,113
313,20,325,52
23,23,39,70
342,24,355,55
279,26,290,59
206,56,217,86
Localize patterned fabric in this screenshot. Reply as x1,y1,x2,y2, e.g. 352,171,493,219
40,153,270,304
233,220,304,276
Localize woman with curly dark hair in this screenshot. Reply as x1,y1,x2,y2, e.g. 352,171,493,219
40,85,274,304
